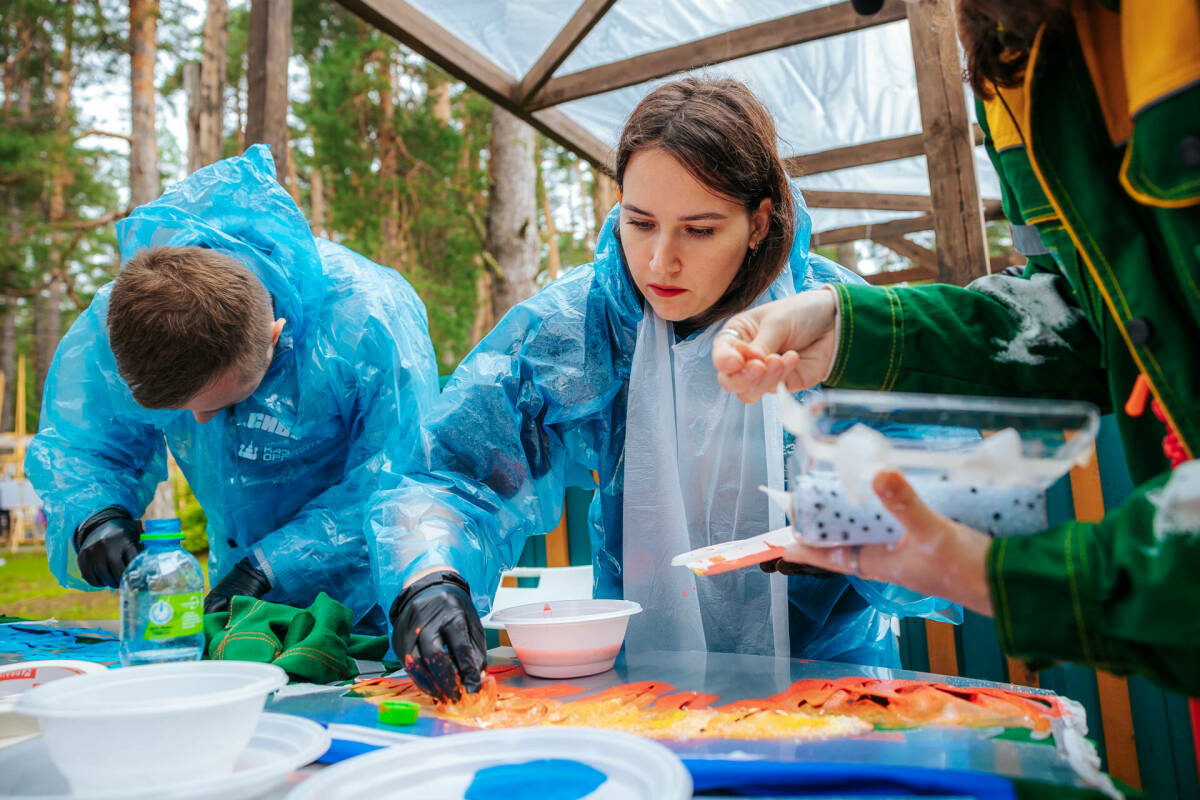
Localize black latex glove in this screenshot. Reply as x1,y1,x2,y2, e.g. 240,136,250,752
204,557,272,615
73,506,143,589
760,558,839,578
389,570,486,702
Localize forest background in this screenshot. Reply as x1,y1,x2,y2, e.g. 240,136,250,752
1,0,960,570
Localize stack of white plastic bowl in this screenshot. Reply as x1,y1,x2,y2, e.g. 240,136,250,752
14,660,287,795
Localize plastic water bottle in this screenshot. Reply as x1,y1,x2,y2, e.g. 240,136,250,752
119,518,206,666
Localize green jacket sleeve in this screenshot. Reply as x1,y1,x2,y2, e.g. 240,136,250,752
824,270,1109,406
988,466,1200,697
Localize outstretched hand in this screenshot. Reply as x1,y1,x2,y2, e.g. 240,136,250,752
780,471,995,617
712,288,840,404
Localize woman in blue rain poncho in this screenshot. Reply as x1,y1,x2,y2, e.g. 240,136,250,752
27,145,440,631
371,79,957,700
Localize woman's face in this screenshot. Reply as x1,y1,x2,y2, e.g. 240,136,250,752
620,148,771,323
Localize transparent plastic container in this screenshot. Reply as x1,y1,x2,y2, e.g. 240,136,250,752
119,518,206,666
784,390,1100,547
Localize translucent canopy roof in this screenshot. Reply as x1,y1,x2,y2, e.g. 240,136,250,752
387,0,998,235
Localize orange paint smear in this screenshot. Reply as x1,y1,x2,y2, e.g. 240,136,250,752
699,544,785,576
349,668,1069,740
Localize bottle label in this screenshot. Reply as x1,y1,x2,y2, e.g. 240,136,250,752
143,592,204,640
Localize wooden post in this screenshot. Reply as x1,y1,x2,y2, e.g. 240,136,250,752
1068,443,1142,790
245,0,292,181
906,0,989,286
925,619,959,676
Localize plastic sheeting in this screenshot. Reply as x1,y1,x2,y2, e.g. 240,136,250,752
406,0,1000,232
26,145,440,630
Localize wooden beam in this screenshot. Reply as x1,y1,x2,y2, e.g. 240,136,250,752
785,126,983,177
811,200,1003,247
516,0,617,106
805,190,932,212
907,0,989,286
864,265,937,285
527,0,907,111
814,214,934,247
873,234,937,271
333,0,616,172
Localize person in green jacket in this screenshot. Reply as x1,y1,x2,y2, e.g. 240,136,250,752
711,0,1200,699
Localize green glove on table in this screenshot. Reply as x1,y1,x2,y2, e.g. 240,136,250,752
203,592,388,683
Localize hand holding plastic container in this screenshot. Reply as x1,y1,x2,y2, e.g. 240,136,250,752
674,389,1099,575
119,518,206,666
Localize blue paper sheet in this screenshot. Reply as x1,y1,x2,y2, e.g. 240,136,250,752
0,623,121,665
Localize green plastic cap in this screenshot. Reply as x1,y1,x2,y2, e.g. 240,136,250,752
141,518,183,541
377,699,420,726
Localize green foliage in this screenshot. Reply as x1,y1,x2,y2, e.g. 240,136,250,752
171,468,208,555
287,3,490,368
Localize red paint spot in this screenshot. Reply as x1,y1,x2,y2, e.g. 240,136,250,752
413,626,421,635
681,589,688,598
542,603,552,613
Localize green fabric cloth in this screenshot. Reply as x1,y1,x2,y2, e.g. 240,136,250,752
203,592,388,683
823,10,1200,698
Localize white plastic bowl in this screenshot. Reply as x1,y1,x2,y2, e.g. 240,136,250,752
14,660,286,795
0,660,108,740
490,599,641,679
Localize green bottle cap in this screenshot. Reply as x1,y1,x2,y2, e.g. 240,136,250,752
377,699,420,726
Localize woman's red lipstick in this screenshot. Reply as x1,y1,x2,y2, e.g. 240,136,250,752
648,284,686,297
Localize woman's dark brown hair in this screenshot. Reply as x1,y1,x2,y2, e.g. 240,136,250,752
614,77,794,332
956,0,1071,98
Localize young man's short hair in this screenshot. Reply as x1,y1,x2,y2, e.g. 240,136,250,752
108,245,275,409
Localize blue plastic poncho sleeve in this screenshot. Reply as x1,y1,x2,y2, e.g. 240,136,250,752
26,291,176,590
367,267,622,616
250,240,440,608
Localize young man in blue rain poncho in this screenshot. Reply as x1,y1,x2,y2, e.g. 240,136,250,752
27,145,439,631
368,78,959,701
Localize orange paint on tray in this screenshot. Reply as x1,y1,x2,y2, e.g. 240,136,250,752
350,666,1071,740
698,544,785,576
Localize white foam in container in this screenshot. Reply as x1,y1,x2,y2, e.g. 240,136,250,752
287,727,691,800
490,599,641,679
14,660,287,795
783,389,1100,547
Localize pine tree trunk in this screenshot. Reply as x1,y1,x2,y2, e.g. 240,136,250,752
430,79,451,124
0,301,16,432
591,170,617,240
538,161,561,281
129,0,160,206
310,167,326,237
245,0,291,181
485,106,538,320
184,61,202,173
199,0,227,166
377,50,400,264
468,267,494,346
35,279,63,405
